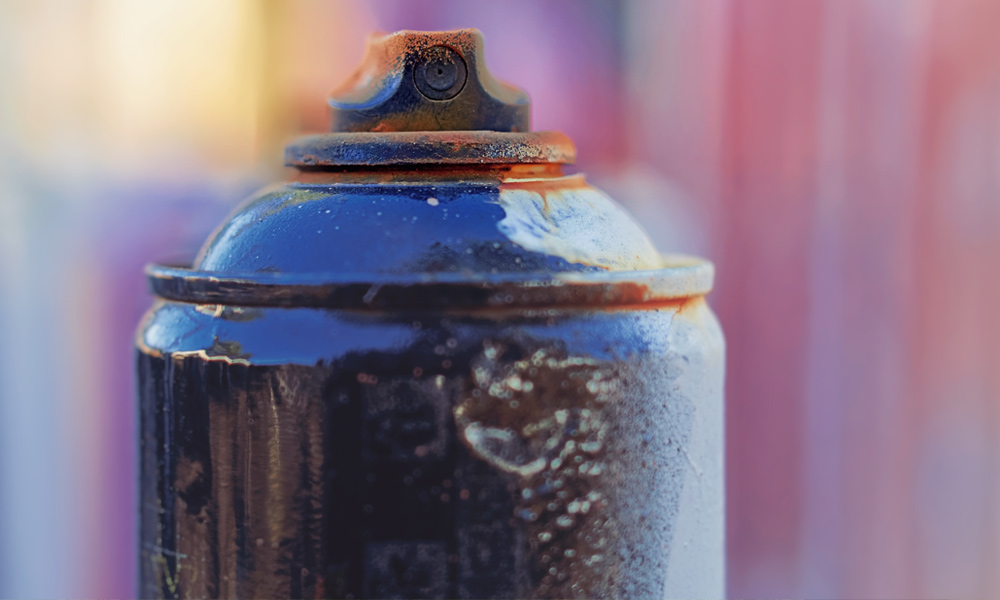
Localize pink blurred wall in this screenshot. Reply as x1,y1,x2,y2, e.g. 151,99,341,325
711,2,1000,597
615,2,1000,596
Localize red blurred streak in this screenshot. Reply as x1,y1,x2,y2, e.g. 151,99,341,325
716,1,823,596
910,1,1000,596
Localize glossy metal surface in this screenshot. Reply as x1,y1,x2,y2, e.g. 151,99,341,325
137,28,724,599
138,296,723,599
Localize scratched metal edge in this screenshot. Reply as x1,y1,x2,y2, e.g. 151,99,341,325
285,131,576,166
145,255,713,309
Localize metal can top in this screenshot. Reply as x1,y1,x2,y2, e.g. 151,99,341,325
287,29,574,167
147,29,713,310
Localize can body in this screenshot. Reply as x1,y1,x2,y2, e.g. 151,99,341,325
137,295,723,599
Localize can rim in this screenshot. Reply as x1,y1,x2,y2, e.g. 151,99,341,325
285,131,576,167
146,254,713,310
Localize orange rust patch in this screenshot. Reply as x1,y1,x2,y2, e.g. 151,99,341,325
331,30,480,103
328,29,528,133
499,173,589,193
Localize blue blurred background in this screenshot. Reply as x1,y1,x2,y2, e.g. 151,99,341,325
2,1,1000,598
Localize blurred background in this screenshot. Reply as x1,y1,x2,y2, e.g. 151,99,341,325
1,0,999,598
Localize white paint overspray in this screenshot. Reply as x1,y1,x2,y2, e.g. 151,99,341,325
495,183,662,271
654,299,725,597
453,299,725,598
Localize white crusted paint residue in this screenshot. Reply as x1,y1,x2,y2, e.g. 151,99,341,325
495,185,662,270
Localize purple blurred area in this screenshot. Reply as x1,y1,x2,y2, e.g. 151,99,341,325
1,1,999,598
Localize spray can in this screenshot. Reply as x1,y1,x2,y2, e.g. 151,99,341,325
137,29,724,599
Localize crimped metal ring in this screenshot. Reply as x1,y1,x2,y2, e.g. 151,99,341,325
146,256,713,311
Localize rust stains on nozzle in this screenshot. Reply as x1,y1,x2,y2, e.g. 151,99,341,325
328,29,530,133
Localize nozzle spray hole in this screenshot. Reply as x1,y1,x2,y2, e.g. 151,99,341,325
415,45,468,100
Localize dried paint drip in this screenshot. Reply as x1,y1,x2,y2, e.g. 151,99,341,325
455,340,622,598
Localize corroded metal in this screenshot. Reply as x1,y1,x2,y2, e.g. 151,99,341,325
137,28,724,599
285,131,576,167
328,30,529,133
